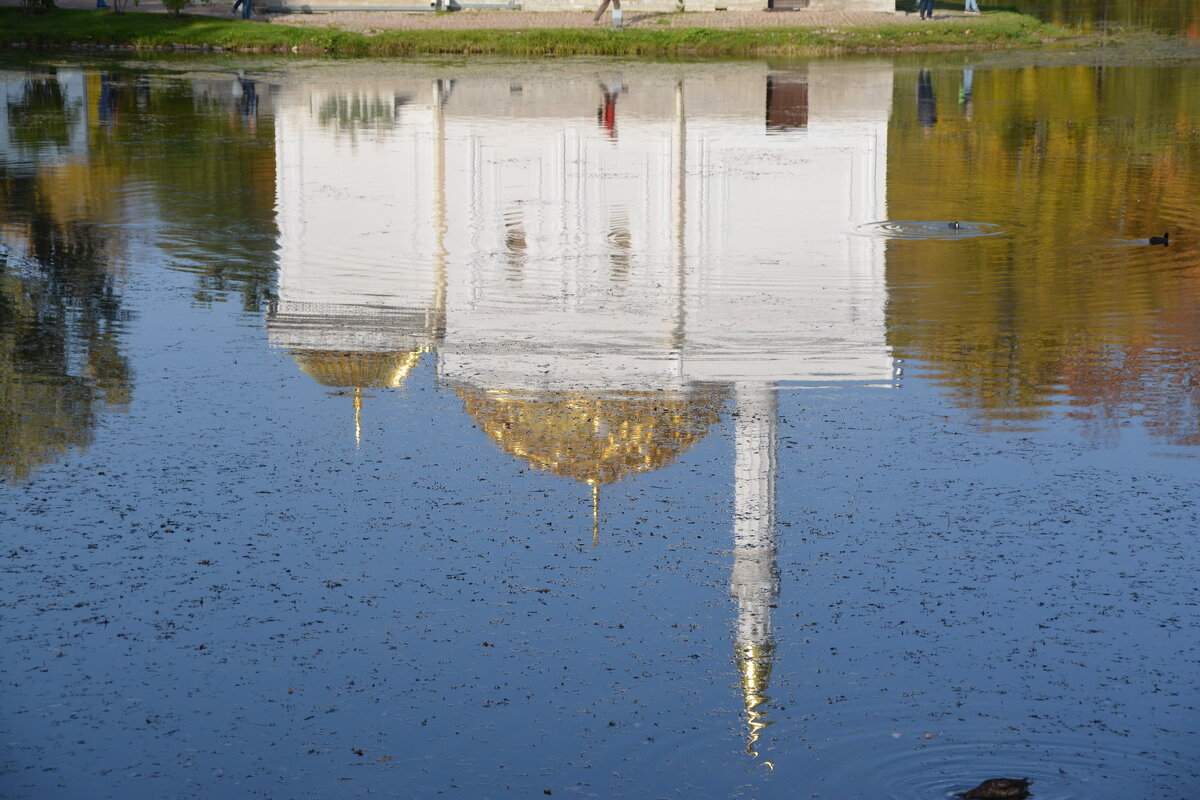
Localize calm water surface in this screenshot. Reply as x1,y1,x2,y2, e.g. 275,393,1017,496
2,51,1199,799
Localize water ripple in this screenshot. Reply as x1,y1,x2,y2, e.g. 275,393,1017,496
820,733,1181,800
854,221,1007,240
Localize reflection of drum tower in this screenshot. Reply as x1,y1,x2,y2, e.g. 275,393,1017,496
268,80,450,442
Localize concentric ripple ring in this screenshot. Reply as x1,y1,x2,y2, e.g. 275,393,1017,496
853,220,1006,240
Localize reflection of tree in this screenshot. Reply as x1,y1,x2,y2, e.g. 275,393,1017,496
0,174,131,485
887,65,1200,442
1060,331,1200,447
6,70,79,148
86,72,279,313
1,65,284,481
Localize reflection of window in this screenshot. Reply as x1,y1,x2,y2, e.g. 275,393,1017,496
504,208,526,282
767,0,809,11
315,92,409,132
608,213,631,282
765,74,808,131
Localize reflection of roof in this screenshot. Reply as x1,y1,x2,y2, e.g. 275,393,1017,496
455,387,725,485
268,302,441,355
292,349,423,388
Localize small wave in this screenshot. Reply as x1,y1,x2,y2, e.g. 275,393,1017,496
853,221,1006,240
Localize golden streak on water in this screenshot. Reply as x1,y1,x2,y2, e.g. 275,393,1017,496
590,481,600,546
736,641,775,760
354,387,363,449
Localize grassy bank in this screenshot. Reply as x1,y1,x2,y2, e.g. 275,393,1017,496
0,7,1073,56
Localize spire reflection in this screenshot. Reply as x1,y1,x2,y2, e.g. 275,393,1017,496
731,385,779,762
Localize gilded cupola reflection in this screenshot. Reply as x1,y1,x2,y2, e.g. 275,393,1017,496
290,349,426,445
456,386,725,541
455,388,723,486
290,349,424,390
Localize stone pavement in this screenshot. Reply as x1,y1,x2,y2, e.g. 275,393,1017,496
271,7,940,32
2,0,964,30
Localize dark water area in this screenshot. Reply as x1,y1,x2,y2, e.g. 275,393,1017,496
1,51,1199,799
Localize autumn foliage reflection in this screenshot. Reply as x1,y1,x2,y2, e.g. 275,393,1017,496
0,67,278,483
886,63,1200,443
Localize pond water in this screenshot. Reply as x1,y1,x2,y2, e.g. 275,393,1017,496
2,49,1199,800
980,0,1200,36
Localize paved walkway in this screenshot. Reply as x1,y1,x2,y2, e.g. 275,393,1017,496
264,8,943,33
5,0,973,31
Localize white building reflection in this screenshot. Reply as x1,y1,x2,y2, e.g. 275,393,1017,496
267,61,894,764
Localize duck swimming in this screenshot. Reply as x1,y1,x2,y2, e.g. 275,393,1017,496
1149,232,1169,246
962,777,1033,799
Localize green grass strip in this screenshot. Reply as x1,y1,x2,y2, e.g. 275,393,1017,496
0,7,1073,56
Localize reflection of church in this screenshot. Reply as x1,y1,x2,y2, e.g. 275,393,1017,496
267,62,893,763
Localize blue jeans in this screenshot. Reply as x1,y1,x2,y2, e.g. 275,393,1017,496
965,0,979,11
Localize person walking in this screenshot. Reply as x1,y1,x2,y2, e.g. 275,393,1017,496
918,0,935,20
964,0,980,13
231,0,251,18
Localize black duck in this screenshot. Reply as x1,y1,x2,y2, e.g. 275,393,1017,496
962,777,1032,799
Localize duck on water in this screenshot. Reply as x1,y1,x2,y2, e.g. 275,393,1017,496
962,777,1033,799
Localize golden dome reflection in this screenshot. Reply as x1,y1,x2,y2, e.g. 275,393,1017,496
291,349,424,389
290,349,426,447
454,386,726,486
